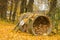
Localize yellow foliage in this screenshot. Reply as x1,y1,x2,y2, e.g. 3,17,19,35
0,20,60,40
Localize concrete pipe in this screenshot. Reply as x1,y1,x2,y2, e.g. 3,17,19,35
16,13,52,35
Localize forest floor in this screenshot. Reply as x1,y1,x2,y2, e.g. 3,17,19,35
0,20,60,40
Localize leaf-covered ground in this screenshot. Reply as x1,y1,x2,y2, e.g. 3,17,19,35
0,20,60,40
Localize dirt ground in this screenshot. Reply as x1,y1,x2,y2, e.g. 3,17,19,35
0,20,60,40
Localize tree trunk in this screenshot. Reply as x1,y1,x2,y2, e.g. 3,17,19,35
0,0,8,19
20,0,27,14
9,0,13,20
12,0,19,22
27,0,34,12
50,0,57,12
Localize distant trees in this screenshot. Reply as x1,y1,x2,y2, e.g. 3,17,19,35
0,0,34,21
0,0,59,25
